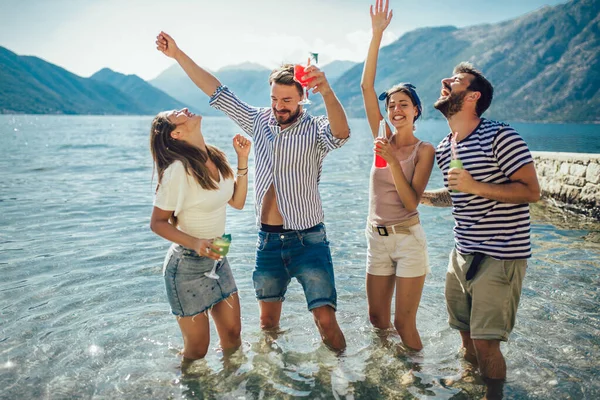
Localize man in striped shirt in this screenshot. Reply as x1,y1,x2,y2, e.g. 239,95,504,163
155,32,350,351
421,62,540,399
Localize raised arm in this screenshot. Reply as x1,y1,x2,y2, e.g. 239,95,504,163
156,31,221,97
305,66,350,139
361,0,393,138
228,134,251,209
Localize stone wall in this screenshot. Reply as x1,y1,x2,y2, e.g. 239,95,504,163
532,151,600,220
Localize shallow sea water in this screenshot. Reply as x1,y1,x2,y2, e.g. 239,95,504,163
1,115,599,399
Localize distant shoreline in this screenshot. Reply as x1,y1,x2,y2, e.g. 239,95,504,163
1,112,599,125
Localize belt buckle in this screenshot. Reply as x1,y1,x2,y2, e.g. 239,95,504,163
377,226,389,236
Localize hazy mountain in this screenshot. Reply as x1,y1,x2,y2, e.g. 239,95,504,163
315,0,599,123
0,46,147,115
322,60,359,83
149,63,272,116
91,68,186,114
149,61,359,115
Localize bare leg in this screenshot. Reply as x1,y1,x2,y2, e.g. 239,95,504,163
312,305,346,351
366,273,395,330
258,300,283,330
473,339,506,400
210,293,242,354
460,331,478,366
176,312,210,361
394,275,426,351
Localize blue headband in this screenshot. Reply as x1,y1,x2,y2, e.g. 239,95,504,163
378,83,422,121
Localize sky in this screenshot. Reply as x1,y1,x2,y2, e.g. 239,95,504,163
0,0,568,81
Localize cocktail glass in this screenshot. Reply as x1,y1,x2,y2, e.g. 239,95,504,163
204,234,232,279
294,64,312,105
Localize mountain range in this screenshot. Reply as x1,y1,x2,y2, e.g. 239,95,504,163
0,0,597,122
319,0,599,123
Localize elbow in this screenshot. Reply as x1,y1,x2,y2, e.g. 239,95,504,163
230,200,245,210
149,220,158,233
405,205,418,213
333,129,350,139
530,188,542,203
360,82,374,92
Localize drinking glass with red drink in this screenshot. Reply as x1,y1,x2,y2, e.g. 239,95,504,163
375,119,388,168
294,53,318,105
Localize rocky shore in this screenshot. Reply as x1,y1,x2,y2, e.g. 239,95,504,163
533,151,600,221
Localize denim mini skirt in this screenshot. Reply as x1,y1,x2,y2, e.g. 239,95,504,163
163,244,238,317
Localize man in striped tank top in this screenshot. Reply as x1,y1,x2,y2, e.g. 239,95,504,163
155,32,350,351
422,62,540,399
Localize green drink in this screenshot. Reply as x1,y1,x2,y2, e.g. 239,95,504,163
205,234,231,279
449,159,463,193
212,234,232,257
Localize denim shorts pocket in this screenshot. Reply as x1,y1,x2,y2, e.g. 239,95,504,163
257,233,269,251
300,229,328,247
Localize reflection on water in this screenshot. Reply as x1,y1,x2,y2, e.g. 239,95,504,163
0,116,599,399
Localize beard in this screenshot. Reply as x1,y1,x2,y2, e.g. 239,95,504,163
434,90,468,119
272,105,301,125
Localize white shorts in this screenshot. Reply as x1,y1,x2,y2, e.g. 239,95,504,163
365,223,430,278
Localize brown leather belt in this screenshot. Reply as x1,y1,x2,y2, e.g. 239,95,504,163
371,215,420,236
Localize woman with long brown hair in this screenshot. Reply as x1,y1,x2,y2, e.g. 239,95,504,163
149,107,251,361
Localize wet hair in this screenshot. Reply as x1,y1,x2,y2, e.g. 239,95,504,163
150,112,233,191
453,62,494,117
268,64,303,97
378,83,423,122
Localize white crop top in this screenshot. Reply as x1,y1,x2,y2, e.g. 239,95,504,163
154,160,234,239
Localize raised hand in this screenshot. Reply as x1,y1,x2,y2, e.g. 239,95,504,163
155,31,180,59
370,0,393,34
303,65,332,97
232,134,251,158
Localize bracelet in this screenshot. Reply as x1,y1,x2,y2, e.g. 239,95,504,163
236,170,248,177
237,167,248,170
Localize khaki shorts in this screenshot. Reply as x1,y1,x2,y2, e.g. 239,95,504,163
365,223,430,278
445,248,527,341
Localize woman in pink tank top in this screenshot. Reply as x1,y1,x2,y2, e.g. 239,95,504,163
360,0,435,351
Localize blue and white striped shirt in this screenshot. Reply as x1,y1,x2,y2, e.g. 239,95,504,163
436,119,534,259
209,86,349,230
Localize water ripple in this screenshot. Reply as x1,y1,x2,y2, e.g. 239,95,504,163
0,115,599,399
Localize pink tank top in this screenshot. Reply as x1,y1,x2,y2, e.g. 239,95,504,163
368,140,423,226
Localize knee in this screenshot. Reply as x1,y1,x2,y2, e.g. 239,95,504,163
184,344,208,360
223,322,242,343
473,339,501,357
313,308,337,333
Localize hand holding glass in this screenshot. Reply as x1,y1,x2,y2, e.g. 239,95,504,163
205,234,232,279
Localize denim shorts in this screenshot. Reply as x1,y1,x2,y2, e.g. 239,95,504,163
253,223,337,311
163,244,238,317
